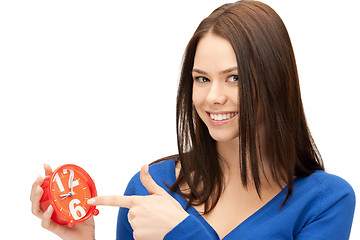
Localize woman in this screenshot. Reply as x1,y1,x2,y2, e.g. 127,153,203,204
30,1,355,239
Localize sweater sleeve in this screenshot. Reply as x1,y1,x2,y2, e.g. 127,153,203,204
295,175,356,240
164,215,217,240
116,173,138,240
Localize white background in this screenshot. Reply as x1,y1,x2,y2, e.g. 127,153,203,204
0,0,359,239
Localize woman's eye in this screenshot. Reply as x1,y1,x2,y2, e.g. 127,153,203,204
228,75,238,82
195,76,210,83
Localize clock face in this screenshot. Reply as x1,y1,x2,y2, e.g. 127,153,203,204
50,166,93,221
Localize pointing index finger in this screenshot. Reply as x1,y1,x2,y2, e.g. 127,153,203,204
88,195,139,209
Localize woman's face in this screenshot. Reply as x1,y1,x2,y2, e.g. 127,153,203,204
192,33,239,143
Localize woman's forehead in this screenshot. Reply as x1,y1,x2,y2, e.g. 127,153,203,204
193,33,237,73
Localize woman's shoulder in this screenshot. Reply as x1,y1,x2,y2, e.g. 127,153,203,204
124,157,178,196
292,169,355,216
298,170,355,197
148,157,178,185
280,170,356,238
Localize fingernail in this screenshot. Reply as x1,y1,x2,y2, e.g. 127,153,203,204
144,164,149,174
36,186,42,194
87,199,96,205
46,205,53,212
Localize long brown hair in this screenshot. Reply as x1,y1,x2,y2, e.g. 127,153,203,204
160,0,323,214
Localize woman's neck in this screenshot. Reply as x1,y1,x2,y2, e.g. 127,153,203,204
216,137,285,191
216,138,241,181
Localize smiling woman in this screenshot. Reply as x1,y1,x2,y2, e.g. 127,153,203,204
174,0,326,213
159,0,355,238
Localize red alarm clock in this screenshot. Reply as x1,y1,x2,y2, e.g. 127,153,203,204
40,164,99,227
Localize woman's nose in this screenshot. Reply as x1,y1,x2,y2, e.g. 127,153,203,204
207,81,227,105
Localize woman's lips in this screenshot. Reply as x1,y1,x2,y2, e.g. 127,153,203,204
209,112,238,121
207,112,238,126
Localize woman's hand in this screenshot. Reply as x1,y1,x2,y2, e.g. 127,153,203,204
88,165,189,240
30,164,95,240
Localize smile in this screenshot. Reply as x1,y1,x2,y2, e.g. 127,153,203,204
209,112,238,121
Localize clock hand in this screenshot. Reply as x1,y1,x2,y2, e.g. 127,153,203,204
69,170,74,194
59,192,76,200
59,192,71,198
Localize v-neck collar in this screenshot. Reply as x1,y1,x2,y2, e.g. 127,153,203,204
168,160,287,240
188,189,286,239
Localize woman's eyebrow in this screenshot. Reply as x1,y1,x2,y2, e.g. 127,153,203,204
192,67,238,75
221,67,238,74
192,68,207,75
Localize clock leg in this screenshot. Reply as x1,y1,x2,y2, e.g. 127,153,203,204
93,208,99,216
67,220,75,228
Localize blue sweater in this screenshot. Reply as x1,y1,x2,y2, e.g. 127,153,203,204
116,160,355,239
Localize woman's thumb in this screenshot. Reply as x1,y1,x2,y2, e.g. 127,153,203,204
140,164,167,195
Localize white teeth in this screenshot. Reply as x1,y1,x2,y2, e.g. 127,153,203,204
210,112,238,121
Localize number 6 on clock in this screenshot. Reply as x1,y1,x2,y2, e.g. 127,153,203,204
69,199,86,220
